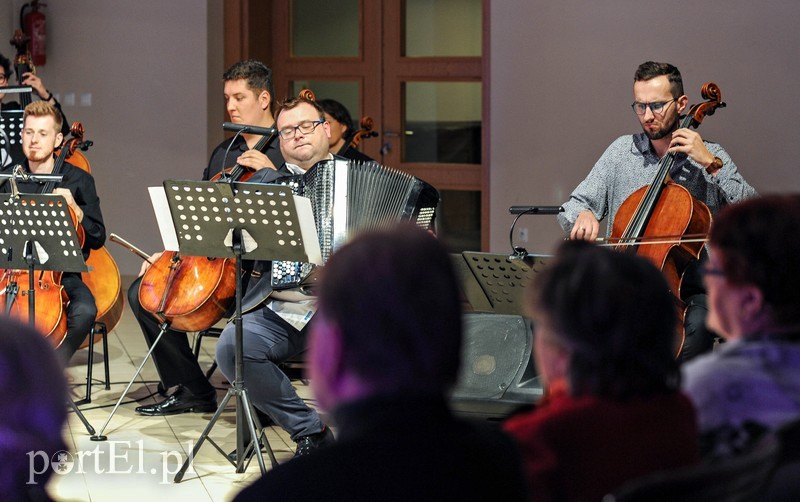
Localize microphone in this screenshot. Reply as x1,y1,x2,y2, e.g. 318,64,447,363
508,205,564,215
223,122,276,136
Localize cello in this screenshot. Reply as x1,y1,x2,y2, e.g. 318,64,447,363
337,115,378,157
610,82,724,353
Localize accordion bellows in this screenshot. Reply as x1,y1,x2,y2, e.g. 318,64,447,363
271,158,440,288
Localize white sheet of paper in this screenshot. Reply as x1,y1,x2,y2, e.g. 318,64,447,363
148,186,180,251
295,195,322,265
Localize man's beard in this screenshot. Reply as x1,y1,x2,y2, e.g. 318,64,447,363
644,116,678,140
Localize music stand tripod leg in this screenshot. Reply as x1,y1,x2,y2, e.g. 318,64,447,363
174,234,275,482
90,321,171,441
68,398,96,436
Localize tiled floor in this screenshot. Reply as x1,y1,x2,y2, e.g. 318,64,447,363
48,294,320,501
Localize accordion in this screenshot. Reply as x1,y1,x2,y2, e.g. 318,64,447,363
271,158,439,289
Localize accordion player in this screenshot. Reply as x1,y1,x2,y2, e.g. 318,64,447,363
270,157,440,289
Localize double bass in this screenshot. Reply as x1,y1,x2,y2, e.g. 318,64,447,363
60,124,126,345
610,82,725,353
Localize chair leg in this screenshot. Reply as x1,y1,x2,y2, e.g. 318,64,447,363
83,324,96,404
82,322,109,404
102,325,110,390
194,328,223,381
205,360,218,380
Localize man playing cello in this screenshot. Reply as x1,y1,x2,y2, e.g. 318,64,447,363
559,61,756,360
0,100,106,363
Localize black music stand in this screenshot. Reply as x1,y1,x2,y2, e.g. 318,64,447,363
157,179,320,481
0,191,96,435
453,252,550,316
1,109,23,168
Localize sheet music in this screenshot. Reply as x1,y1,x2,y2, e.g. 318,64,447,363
148,186,180,251
294,195,323,265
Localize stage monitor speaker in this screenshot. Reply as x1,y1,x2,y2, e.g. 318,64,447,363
450,313,543,419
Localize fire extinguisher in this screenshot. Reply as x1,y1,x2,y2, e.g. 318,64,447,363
20,0,47,67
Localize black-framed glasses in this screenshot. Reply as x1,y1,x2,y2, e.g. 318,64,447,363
700,264,726,278
278,119,325,140
0,73,8,85
631,98,678,115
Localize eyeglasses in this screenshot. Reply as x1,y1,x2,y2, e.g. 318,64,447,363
278,119,324,140
0,73,8,85
700,264,726,277
631,98,678,115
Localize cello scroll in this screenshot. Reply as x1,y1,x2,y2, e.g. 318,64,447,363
685,82,725,129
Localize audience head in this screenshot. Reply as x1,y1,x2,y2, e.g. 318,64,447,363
529,240,680,400
704,194,800,340
309,224,463,411
317,99,355,152
275,96,331,170
0,317,68,496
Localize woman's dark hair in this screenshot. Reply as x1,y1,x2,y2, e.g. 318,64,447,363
0,52,11,80
710,194,800,326
317,99,355,137
530,240,680,400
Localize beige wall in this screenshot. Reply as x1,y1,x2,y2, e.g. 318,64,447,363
2,0,223,276
490,0,800,255
4,1,798,273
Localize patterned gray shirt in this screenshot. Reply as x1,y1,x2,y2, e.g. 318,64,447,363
558,132,757,236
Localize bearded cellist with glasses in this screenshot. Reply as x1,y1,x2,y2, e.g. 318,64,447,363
558,61,757,361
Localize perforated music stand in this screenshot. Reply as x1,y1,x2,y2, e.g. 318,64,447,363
0,192,88,318
163,179,321,481
0,87,31,166
0,192,96,436
454,252,550,317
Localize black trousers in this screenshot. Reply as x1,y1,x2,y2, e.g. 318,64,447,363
55,273,97,364
680,259,718,362
127,276,215,396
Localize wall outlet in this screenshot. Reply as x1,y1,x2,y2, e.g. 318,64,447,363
518,227,528,243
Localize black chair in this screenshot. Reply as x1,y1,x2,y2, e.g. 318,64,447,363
604,432,781,502
193,327,222,379
763,418,800,501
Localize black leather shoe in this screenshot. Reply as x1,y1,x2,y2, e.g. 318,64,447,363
135,386,217,416
294,426,335,458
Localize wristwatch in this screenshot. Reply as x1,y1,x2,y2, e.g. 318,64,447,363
705,156,723,175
